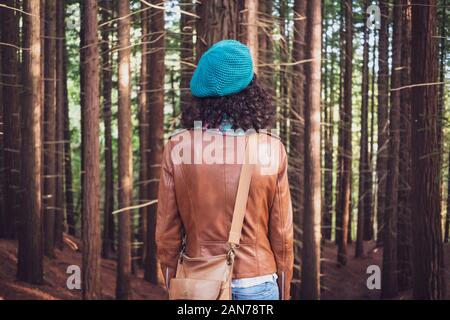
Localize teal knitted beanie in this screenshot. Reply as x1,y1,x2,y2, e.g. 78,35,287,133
190,40,254,98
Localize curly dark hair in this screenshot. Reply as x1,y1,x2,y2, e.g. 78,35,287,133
181,75,275,131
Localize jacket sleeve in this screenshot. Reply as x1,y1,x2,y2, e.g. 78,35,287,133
155,140,183,288
268,143,294,300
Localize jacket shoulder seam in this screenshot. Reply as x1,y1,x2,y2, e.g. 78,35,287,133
258,130,281,141
168,128,189,140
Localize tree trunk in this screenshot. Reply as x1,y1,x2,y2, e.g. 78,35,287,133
289,0,306,300
397,0,413,292
376,0,390,247
301,0,322,300
40,1,45,187
242,0,258,73
43,0,57,258
137,0,149,267
368,29,376,242
336,0,352,266
79,0,86,225
382,0,402,299
323,49,335,242
0,24,3,237
258,0,274,95
278,0,289,145
81,0,101,300
17,0,44,284
116,0,133,299
322,8,333,243
355,0,371,258
446,147,450,243
441,1,449,244
101,0,115,260
335,2,345,246
179,0,194,116
0,0,20,240
348,183,353,244
63,37,75,237
54,0,66,250
410,0,446,300
195,0,241,58
170,67,177,122
144,0,165,285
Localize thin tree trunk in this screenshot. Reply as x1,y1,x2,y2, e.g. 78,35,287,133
397,0,412,291
17,0,44,284
101,0,115,260
322,11,332,242
79,0,86,226
410,0,446,300
367,30,376,242
0,24,3,237
43,0,57,258
355,0,371,258
63,38,75,237
321,9,328,240
446,148,450,243
348,181,353,244
376,0,390,247
54,0,66,250
278,0,289,145
337,0,352,266
144,0,165,285
137,0,149,268
40,1,45,197
437,0,445,182
323,50,335,242
0,0,20,240
362,26,374,242
81,0,101,300
116,0,132,300
290,0,306,300
440,1,449,244
335,1,345,246
301,0,322,300
258,0,274,94
243,0,258,73
321,4,328,169
382,0,402,299
179,0,194,116
170,67,177,121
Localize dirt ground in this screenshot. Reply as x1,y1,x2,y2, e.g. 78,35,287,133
0,238,167,300
321,240,383,300
321,240,450,300
1,238,449,300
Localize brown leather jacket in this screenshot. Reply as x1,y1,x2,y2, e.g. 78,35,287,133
155,129,294,299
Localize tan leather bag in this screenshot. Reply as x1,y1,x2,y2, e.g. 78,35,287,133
169,134,256,300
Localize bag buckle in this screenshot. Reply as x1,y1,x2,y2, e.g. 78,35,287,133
227,243,239,265
179,237,187,264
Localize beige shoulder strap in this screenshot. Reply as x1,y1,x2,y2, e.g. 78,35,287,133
228,134,257,246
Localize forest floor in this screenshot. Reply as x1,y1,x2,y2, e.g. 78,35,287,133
0,237,168,300
1,238,449,300
321,240,450,300
321,240,383,300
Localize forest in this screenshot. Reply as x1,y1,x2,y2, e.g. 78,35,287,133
0,0,449,300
